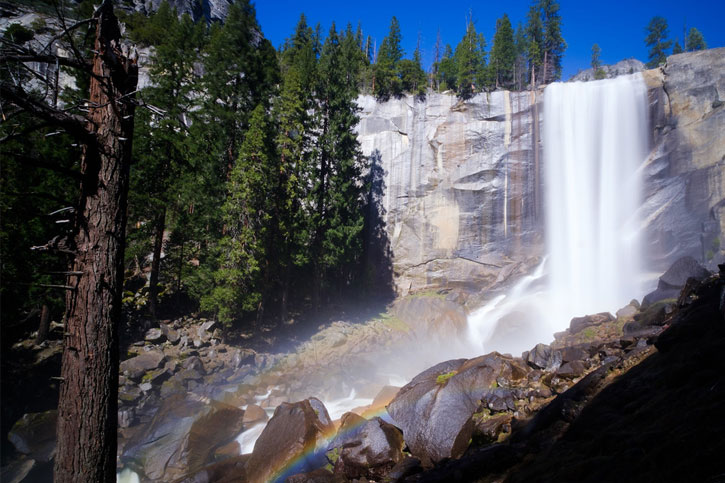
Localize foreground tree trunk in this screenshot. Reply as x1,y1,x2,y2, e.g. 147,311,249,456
54,1,138,481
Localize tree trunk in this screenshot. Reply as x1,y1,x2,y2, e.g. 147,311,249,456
148,207,166,319
35,304,50,344
54,2,137,482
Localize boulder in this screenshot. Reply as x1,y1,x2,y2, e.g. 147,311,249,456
472,412,513,444
525,344,562,371
556,360,587,379
8,410,57,462
160,323,180,344
121,393,245,481
120,350,165,381
326,415,405,479
245,398,333,483
643,257,710,306
386,353,518,465
569,313,614,335
243,404,268,425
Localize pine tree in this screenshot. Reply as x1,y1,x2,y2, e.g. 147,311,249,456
591,43,606,79
686,27,707,51
525,3,544,87
400,39,427,98
437,44,457,92
454,19,486,98
490,13,516,89
312,24,367,308
644,16,672,68
273,15,318,321
203,104,276,326
129,7,205,318
374,16,403,100
539,0,566,83
513,23,528,90
673,39,683,54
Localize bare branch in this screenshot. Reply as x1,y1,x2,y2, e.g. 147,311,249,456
0,83,90,141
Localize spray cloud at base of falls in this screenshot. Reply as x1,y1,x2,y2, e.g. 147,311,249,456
467,73,649,356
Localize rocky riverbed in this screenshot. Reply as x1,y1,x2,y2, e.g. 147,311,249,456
4,256,720,482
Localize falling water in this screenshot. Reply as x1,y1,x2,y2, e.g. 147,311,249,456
543,74,648,329
467,74,649,355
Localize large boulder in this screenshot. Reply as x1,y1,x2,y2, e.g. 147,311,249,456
326,413,405,479
245,398,333,483
643,256,710,307
121,393,245,481
569,313,615,335
386,353,523,465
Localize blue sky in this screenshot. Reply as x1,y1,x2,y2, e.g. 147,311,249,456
255,0,725,80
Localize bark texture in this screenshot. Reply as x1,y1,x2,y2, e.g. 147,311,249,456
54,1,137,481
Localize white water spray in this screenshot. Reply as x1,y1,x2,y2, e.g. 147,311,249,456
544,74,648,329
467,74,649,354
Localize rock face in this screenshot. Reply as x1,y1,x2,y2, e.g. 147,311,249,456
357,48,725,294
641,48,725,271
357,91,544,295
129,0,231,22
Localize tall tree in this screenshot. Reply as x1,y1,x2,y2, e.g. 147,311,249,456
591,43,606,79
525,3,544,87
673,39,684,54
644,16,672,68
686,27,707,51
490,13,516,89
400,38,427,98
129,6,204,318
374,16,403,100
203,104,277,326
539,0,566,83
454,18,486,98
311,24,368,308
1,0,138,479
513,22,528,90
437,44,457,91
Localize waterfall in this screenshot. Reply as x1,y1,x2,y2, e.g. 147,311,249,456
543,74,648,330
467,74,649,355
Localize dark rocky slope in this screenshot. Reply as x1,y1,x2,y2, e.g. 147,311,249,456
410,267,725,483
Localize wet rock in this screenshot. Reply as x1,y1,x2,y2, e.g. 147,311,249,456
8,410,57,462
386,353,517,465
616,303,638,319
370,385,400,410
121,393,245,481
120,350,166,381
525,344,562,371
243,404,268,425
327,416,405,479
245,398,333,483
173,454,249,483
569,312,615,335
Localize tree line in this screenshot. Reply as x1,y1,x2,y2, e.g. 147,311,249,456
644,16,707,68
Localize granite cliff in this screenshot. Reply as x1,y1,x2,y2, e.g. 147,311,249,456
358,47,725,295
